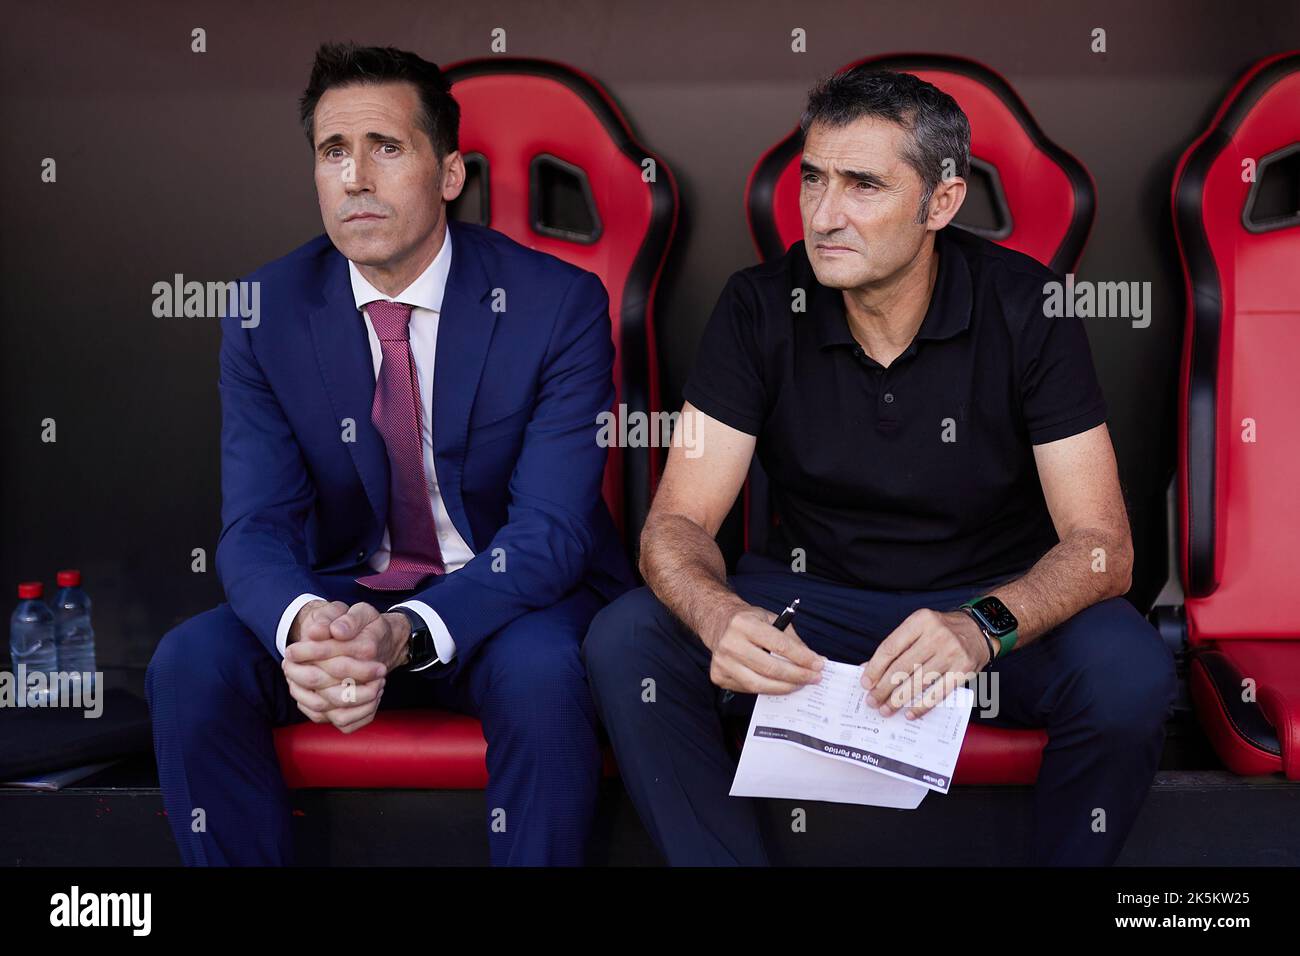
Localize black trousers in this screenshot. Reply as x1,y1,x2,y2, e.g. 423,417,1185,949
583,551,1176,865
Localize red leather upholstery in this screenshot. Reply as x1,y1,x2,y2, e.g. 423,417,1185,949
953,725,1047,785
277,711,491,789
738,56,1097,786
1189,644,1300,779
275,60,676,790
1172,51,1300,779
445,57,677,542
275,706,1043,789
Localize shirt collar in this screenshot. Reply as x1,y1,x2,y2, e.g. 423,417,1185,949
347,226,453,313
806,225,973,352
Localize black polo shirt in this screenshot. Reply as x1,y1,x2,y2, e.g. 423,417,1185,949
683,225,1108,592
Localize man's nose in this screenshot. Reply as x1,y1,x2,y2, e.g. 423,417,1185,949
342,153,375,193
809,186,846,235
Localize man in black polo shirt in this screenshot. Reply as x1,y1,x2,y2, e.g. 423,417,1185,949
584,67,1176,866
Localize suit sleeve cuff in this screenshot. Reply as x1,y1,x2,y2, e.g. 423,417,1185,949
277,592,326,658
390,599,457,664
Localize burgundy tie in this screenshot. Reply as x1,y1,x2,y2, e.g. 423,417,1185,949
354,300,446,591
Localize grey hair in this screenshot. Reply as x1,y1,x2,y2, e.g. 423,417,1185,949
799,68,971,222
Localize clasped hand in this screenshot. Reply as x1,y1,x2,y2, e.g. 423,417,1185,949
281,600,411,733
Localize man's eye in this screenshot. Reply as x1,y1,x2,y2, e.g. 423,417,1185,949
855,181,876,190
802,174,821,185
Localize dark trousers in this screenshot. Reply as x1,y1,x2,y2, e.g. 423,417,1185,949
145,572,606,866
583,551,1177,866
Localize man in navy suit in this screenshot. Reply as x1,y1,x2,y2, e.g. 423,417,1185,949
145,42,634,866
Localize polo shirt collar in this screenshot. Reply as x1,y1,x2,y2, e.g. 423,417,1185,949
807,225,973,351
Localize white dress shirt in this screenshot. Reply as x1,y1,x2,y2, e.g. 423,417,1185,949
275,228,474,664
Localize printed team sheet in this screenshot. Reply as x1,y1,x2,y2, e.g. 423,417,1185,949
730,659,975,809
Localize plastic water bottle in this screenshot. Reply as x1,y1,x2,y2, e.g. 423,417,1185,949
53,569,97,698
9,581,58,707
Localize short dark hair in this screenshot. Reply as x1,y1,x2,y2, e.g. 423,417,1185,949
800,68,971,219
298,42,460,157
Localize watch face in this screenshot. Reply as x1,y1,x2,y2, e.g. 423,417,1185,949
972,597,1018,634
410,626,433,662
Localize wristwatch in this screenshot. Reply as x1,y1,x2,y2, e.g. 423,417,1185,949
959,595,1019,660
394,607,441,673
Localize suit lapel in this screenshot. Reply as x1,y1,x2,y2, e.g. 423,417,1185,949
433,221,498,550
307,250,389,532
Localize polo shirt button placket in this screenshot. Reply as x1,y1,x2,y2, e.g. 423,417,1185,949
877,368,900,431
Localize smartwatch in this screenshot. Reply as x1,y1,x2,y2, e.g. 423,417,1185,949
959,595,1019,659
394,606,441,672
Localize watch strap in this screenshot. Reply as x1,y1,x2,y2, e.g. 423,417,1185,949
394,606,440,672
958,605,998,668
960,597,1019,658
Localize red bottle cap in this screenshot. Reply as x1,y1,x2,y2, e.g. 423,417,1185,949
57,570,81,587
17,582,43,599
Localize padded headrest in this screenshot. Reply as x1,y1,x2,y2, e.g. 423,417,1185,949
446,58,677,540
746,54,1095,273
1172,50,1300,636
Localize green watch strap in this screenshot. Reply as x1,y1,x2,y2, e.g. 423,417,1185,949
960,597,1019,658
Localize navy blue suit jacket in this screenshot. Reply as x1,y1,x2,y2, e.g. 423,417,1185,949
215,219,636,670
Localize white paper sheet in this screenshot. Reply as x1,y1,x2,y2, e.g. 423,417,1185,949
731,730,929,808
729,659,974,808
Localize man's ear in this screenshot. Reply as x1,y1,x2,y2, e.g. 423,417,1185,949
440,150,466,203
925,176,967,230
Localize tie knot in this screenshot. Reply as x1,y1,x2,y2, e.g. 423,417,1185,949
367,300,414,341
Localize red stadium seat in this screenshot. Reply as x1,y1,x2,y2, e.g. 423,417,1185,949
445,57,678,542
743,54,1096,785
275,59,677,789
1172,51,1300,779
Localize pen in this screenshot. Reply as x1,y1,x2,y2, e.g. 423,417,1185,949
721,598,801,705
772,598,800,631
